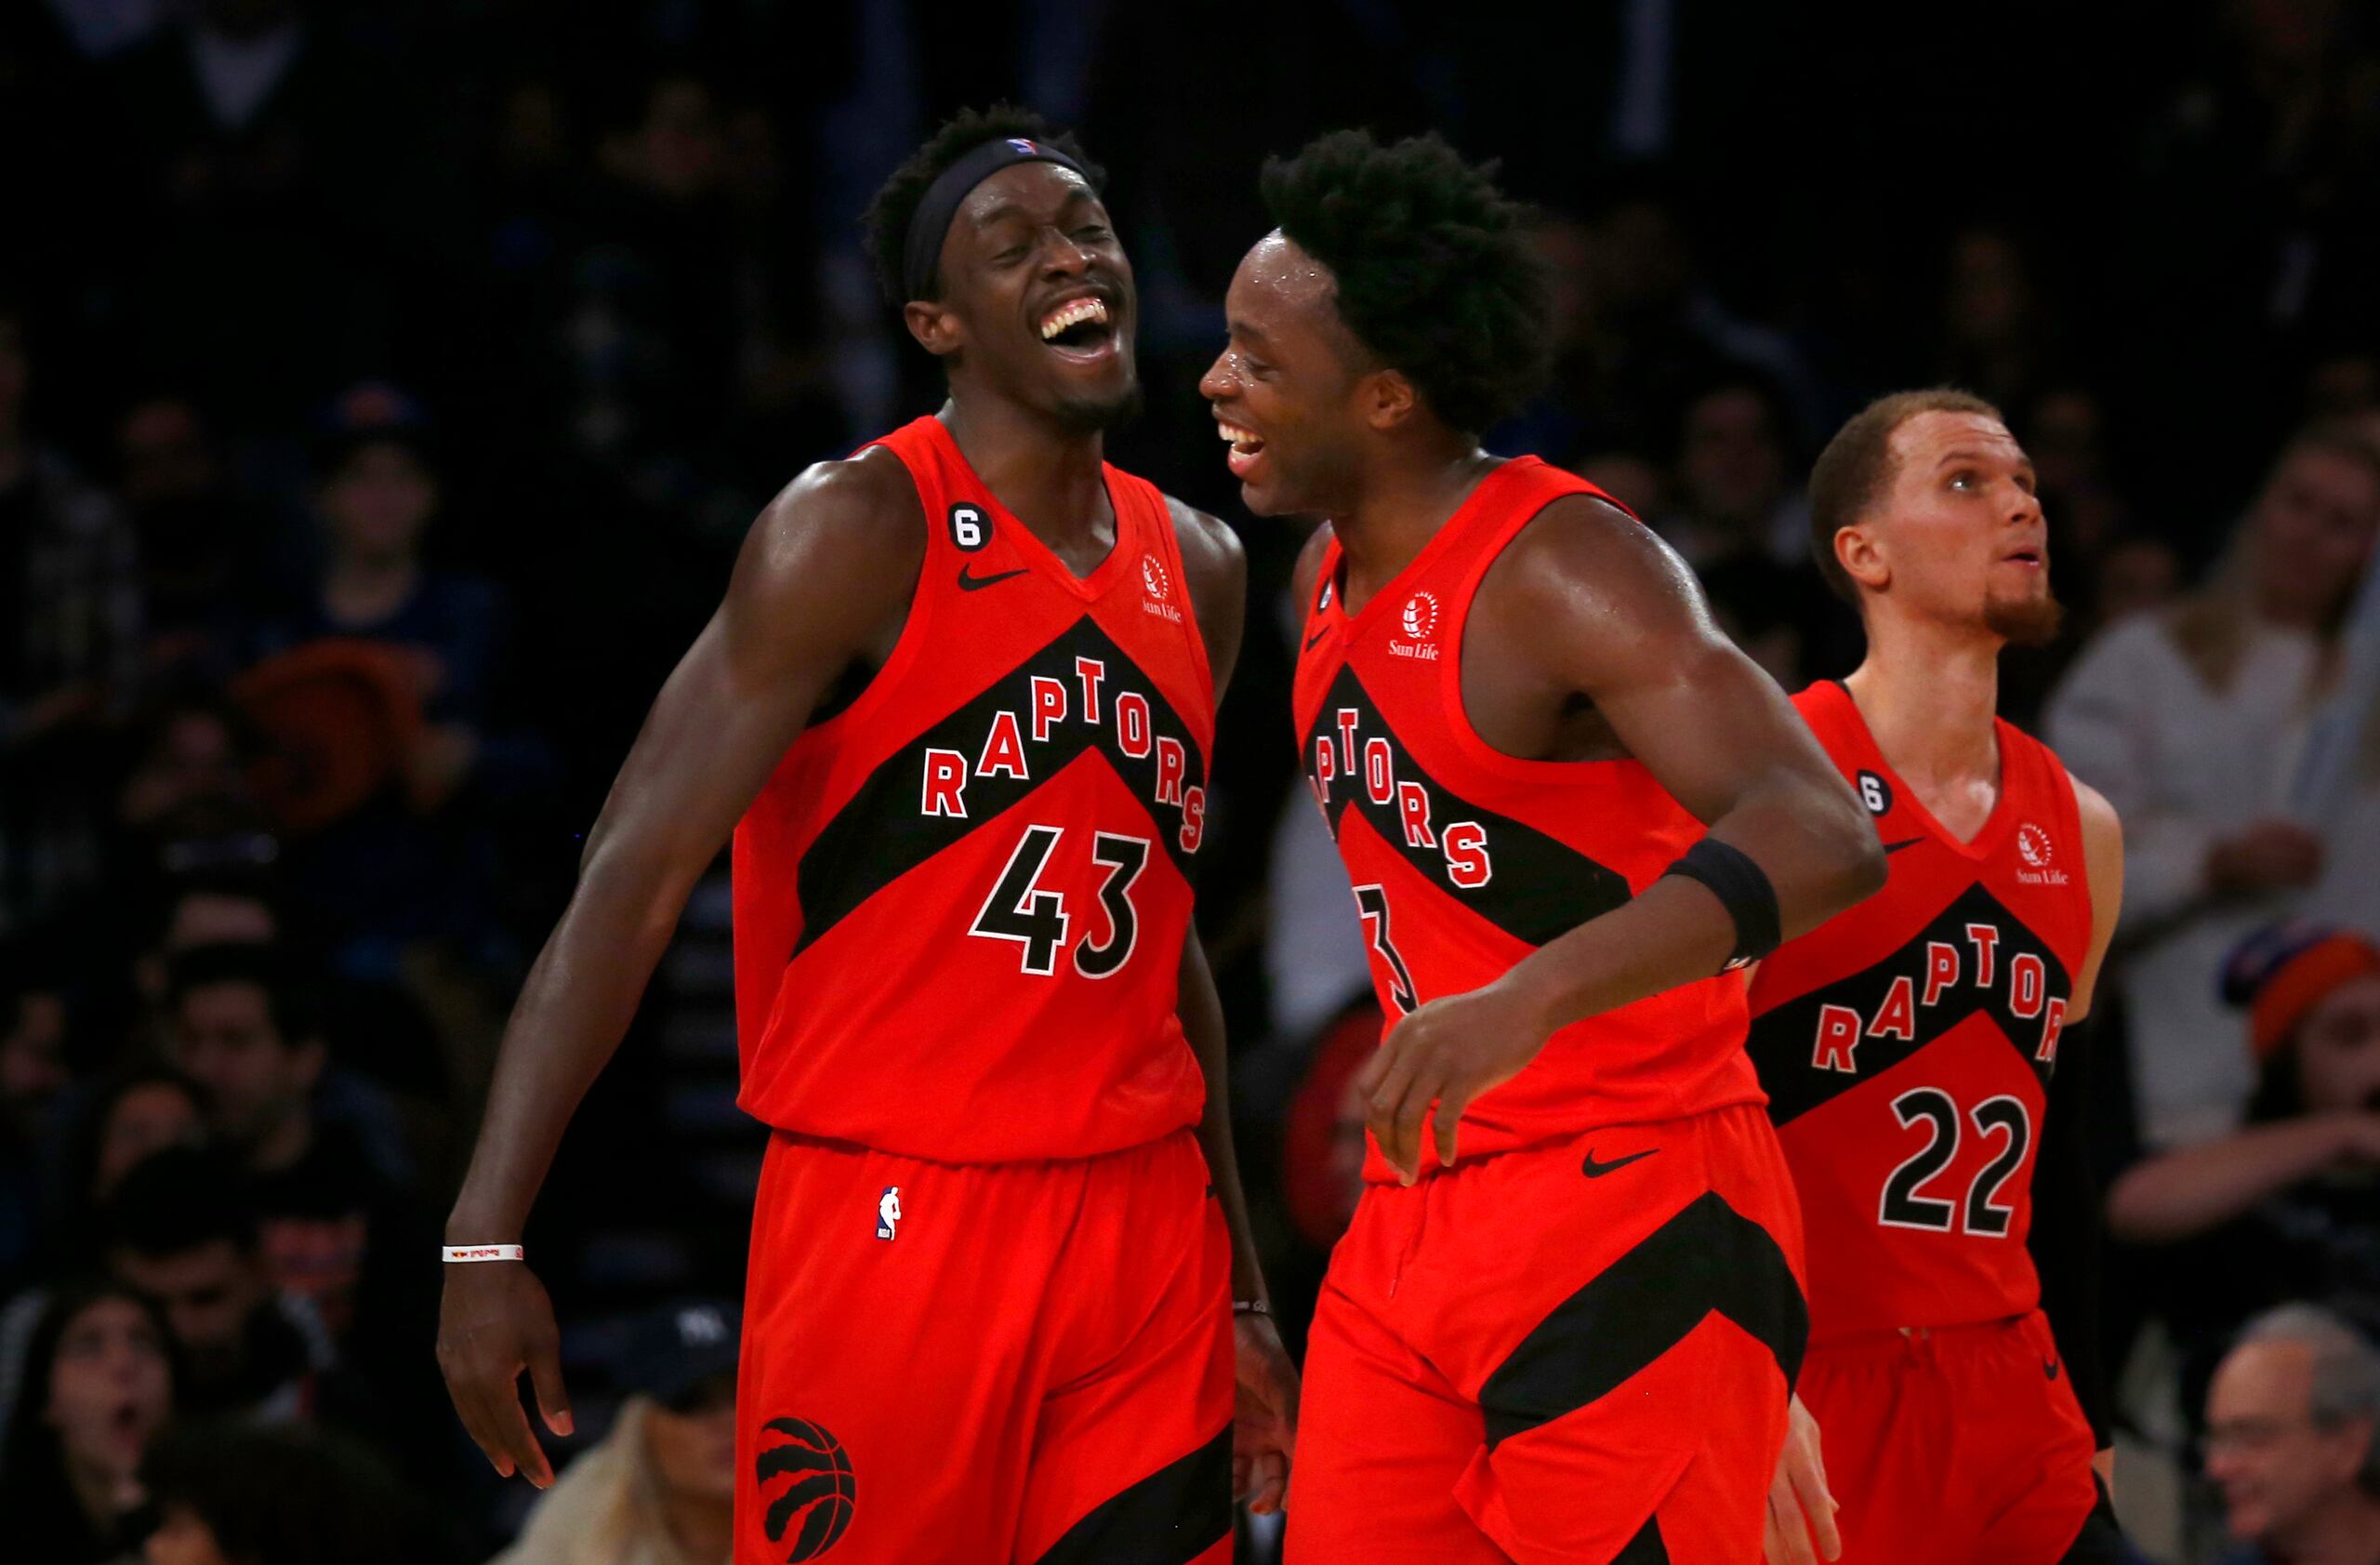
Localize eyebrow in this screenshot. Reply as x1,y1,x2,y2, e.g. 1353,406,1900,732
1231,318,1276,350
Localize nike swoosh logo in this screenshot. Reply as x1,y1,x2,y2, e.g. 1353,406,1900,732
958,564,1030,591
1580,1147,1659,1178
2043,1357,2061,1381
1304,628,1330,651
1883,839,1923,855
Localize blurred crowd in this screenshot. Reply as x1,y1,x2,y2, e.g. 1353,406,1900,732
3,1,2379,1560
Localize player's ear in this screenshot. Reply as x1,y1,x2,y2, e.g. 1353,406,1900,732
905,298,964,360
1362,368,1419,433
1838,520,1889,593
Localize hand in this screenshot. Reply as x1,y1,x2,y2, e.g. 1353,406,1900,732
1763,1394,1840,1565
2092,1446,2115,1499
1234,1310,1299,1516
1355,976,1550,1183
405,723,481,811
2207,819,2324,895
436,1257,573,1487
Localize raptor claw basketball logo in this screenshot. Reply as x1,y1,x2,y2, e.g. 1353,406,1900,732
757,1417,856,1559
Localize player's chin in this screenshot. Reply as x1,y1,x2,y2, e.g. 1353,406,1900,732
1045,373,1143,436
1981,586,2064,647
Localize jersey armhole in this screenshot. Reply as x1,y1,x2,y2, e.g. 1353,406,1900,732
1142,482,1218,726
1435,474,1629,784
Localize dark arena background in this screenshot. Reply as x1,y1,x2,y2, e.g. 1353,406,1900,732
4,3,2379,1562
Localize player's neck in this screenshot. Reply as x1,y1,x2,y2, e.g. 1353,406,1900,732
1330,442,1496,610
939,397,1111,550
1843,614,2003,789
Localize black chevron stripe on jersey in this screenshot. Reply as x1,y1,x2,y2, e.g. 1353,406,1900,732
1749,882,2070,1127
1302,665,1633,948
793,615,1205,957
1477,1189,1807,1448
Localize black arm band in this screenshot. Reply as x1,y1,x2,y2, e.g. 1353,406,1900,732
1661,838,1782,971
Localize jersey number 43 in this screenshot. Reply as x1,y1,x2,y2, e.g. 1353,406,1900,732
970,824,1149,977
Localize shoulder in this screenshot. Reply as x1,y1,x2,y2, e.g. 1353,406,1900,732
2069,770,2123,861
2064,612,2188,689
1488,488,1712,633
741,445,925,587
1162,493,1245,597
1290,520,1337,610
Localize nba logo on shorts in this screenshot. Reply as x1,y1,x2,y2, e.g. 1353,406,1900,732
876,1186,901,1240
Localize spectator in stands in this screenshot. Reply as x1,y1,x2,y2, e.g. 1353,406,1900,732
2048,423,2380,1149
111,686,276,894
492,1299,740,1565
37,1063,207,1276
245,384,549,976
1,955,71,1286
1654,373,1841,684
141,1417,430,1565
0,1277,178,1563
102,1146,337,1425
0,292,142,935
162,942,418,1340
2204,1304,2380,1565
115,393,255,681
2107,921,2380,1444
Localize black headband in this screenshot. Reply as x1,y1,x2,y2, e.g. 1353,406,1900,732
902,136,1091,302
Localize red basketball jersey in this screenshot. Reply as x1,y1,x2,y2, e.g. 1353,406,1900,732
731,416,1215,1163
1746,681,2094,1340
1292,458,1765,1185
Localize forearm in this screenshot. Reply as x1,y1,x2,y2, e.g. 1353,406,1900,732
2103,1118,2353,1243
1508,780,1881,1035
445,851,704,1239
1180,935,1268,1304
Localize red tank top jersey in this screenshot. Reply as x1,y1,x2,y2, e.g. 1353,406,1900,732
1746,681,2094,1340
731,416,1216,1163
1292,457,1765,1185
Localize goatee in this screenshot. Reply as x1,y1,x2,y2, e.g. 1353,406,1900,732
1984,590,2064,647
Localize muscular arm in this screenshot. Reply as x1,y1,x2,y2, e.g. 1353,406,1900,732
1499,497,1886,1018
1171,499,1298,1514
1364,497,1884,1176
438,451,922,1483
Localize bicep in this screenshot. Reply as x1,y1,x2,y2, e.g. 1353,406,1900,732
1513,509,1843,822
582,475,917,880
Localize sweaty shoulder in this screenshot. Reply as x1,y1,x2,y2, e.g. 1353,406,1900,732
739,445,925,605
1476,490,1720,669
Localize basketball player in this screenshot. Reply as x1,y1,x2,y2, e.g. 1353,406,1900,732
1201,129,1886,1565
434,107,1297,1563
1751,390,2125,1565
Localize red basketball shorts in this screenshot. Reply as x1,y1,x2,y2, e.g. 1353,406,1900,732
735,1126,1233,1565
1794,1310,2107,1565
1288,1103,1807,1565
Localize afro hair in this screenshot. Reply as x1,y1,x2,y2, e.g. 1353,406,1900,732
1261,129,1553,437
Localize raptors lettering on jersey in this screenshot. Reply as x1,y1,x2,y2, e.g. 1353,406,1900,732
1292,457,1766,1182
731,416,1217,1164
1747,680,2095,1337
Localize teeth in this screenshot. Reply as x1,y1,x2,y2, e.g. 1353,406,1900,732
1038,298,1109,340
1216,423,1260,445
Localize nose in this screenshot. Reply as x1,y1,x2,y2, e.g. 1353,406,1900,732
1040,231,1093,278
1198,351,1234,405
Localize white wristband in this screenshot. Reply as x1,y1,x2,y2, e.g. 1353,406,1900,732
443,1243,524,1264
